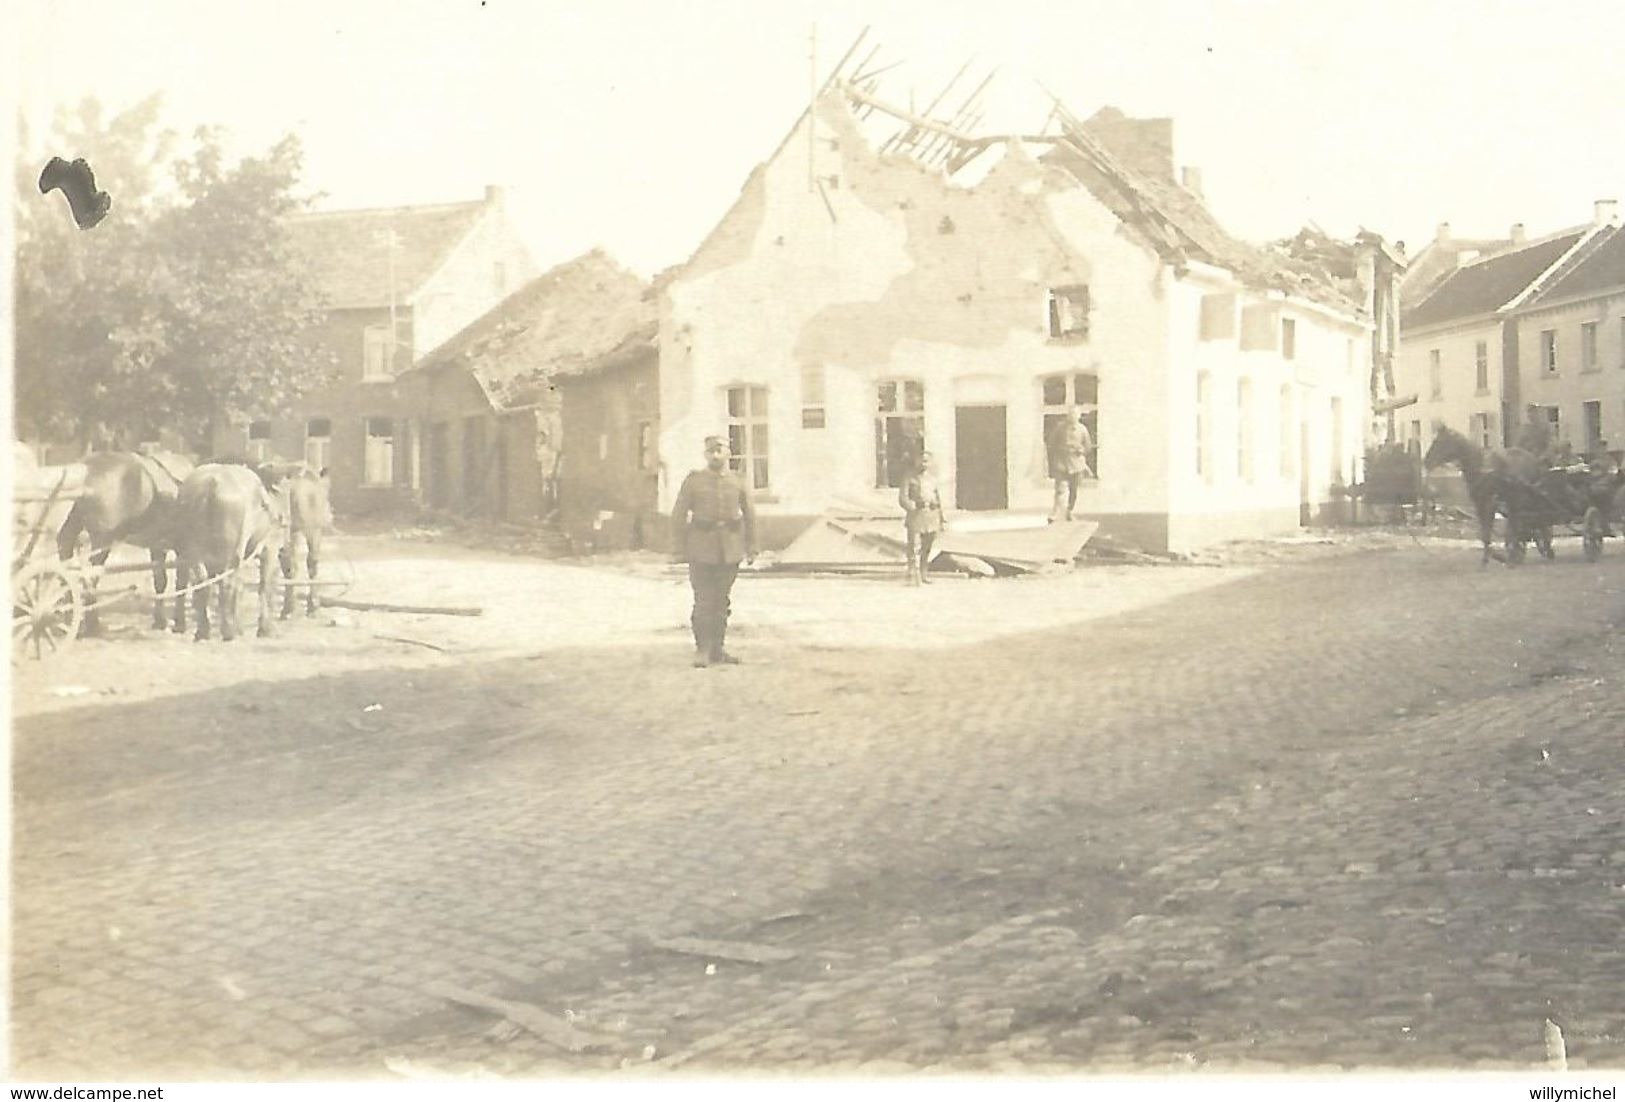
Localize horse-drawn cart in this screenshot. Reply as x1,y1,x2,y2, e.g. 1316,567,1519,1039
1503,462,1625,564
11,447,157,659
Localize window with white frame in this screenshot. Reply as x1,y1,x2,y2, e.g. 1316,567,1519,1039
801,363,826,429
248,420,273,462
1534,404,1562,444
305,417,332,473
874,380,924,489
1584,401,1603,451
726,384,770,490
362,325,394,380
1040,372,1100,479
1471,411,1494,451
1279,384,1294,479
1195,371,1212,481
1541,329,1558,375
1046,285,1090,341
363,417,395,485
1475,341,1489,393
1236,378,1254,482
1429,349,1442,399
1582,321,1599,372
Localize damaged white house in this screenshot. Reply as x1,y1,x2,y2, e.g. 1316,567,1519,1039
645,47,1400,554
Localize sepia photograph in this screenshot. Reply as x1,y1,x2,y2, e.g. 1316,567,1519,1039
5,0,1624,1096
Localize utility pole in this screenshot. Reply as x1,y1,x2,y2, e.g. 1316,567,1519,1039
808,23,817,193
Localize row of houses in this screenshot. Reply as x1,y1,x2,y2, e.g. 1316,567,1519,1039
223,79,1411,555
1396,204,1625,459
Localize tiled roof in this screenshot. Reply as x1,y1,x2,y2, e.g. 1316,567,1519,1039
1400,238,1515,310
416,250,655,410
1401,230,1585,329
287,200,488,309
1527,225,1625,305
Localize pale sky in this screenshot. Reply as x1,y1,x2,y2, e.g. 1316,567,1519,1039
11,0,1625,276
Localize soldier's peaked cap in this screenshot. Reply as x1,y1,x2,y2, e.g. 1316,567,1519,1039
704,435,729,451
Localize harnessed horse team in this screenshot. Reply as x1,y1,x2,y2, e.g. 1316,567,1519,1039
56,451,331,641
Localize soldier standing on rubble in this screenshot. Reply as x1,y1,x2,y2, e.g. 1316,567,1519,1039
672,435,757,668
899,450,945,586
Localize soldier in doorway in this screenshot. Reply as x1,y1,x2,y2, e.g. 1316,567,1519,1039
672,436,757,667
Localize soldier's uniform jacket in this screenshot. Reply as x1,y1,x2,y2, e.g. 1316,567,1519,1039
672,466,757,564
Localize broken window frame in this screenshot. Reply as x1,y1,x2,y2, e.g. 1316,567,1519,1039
1046,285,1091,342
1040,372,1100,481
725,384,771,491
364,417,396,487
874,379,925,489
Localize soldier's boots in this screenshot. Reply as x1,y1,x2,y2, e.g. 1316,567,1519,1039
692,647,711,668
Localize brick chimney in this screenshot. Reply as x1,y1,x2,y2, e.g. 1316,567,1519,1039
1594,199,1619,227
1510,223,1526,244
1180,166,1203,198
1081,107,1175,180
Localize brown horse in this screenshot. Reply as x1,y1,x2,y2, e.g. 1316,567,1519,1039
55,450,195,632
172,464,283,641
1422,426,1558,566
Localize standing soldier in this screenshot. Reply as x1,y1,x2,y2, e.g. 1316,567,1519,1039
1046,411,1095,523
672,436,757,667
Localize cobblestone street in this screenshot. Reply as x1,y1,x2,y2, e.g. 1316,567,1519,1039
11,540,1625,1080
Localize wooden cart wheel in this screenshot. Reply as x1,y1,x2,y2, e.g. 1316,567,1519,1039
1583,506,1605,562
11,561,83,660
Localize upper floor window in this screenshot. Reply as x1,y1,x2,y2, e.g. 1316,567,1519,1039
1047,285,1090,341
362,325,394,380
1582,321,1599,372
248,420,273,463
1041,372,1100,479
1475,341,1489,393
1281,318,1297,361
1541,329,1558,375
725,385,770,490
1429,349,1442,400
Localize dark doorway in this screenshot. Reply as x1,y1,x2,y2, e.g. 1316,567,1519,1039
955,405,1008,510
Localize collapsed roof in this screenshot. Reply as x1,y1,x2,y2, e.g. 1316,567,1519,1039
821,36,1391,316
413,249,656,410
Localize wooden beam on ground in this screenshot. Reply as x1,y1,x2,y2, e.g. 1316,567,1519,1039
425,983,605,1052
650,936,799,965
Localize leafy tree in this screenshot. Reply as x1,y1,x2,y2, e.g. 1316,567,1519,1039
13,96,336,452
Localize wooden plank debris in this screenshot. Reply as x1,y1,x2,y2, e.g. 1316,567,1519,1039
321,597,482,617
425,982,606,1052
650,936,799,965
